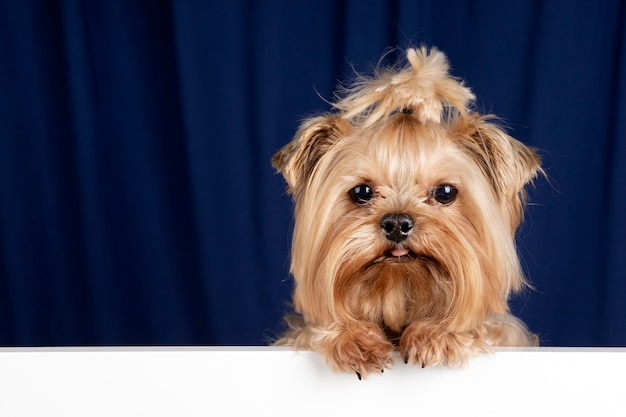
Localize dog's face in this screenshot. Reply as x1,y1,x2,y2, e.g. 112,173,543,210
273,48,541,349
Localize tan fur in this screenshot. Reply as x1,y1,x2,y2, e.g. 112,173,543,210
273,47,541,378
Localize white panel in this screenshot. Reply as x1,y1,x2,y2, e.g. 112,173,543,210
0,347,624,416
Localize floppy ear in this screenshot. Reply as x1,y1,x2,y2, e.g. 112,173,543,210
272,114,351,195
454,115,542,227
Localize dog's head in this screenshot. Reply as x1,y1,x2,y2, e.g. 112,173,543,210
273,47,541,334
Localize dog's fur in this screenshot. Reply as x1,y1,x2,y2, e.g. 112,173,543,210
273,47,541,378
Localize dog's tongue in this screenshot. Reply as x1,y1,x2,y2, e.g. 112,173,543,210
390,248,409,257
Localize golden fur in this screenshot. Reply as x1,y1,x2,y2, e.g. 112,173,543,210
273,47,541,378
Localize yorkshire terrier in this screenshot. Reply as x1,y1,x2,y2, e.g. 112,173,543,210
273,47,541,379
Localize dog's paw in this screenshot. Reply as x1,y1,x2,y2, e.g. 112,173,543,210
322,321,393,379
399,321,490,368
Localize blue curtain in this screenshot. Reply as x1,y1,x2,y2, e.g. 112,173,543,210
0,0,624,346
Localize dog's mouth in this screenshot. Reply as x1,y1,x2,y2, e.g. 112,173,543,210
381,248,418,264
389,247,410,257
367,248,439,269
368,244,437,266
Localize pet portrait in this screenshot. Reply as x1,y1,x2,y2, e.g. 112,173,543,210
273,47,541,379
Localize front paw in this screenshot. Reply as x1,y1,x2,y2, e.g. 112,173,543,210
400,321,488,368
323,322,393,379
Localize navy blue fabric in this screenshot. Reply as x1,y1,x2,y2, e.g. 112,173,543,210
0,1,624,346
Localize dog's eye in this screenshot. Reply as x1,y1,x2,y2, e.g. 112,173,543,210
349,184,374,205
431,184,458,205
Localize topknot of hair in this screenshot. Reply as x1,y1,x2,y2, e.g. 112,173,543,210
334,46,476,126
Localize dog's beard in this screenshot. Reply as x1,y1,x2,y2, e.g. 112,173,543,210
335,251,451,340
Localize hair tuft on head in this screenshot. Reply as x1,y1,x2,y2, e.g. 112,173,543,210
334,46,476,126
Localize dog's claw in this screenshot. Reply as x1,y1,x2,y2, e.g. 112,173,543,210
404,354,409,364
356,371,362,380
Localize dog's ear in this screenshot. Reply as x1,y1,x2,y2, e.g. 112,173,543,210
272,114,350,195
454,115,542,227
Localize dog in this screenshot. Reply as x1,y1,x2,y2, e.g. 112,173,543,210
272,47,541,379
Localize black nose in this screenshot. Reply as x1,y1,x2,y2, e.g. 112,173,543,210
380,213,414,243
